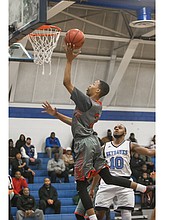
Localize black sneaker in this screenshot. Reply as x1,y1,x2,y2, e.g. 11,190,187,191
142,185,155,209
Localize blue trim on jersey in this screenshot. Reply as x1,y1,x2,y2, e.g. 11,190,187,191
9,107,155,122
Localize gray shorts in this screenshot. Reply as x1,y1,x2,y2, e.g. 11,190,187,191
74,135,106,181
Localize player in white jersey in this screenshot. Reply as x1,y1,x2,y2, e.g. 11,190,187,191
94,124,155,220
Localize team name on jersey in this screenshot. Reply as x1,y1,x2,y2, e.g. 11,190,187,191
106,149,128,157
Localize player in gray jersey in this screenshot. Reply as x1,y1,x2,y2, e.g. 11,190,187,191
42,44,155,220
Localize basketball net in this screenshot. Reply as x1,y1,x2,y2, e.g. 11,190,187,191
28,25,61,75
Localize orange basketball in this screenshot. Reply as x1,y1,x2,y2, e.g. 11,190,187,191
64,29,85,49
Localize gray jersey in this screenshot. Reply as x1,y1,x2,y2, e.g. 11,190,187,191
70,87,106,180
70,87,102,139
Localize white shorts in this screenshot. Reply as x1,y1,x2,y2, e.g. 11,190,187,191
95,182,135,210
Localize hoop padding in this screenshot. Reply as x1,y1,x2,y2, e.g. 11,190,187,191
28,25,61,65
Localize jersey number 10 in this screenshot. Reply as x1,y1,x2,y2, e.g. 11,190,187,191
110,156,124,169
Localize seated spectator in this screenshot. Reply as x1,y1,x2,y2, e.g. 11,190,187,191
127,132,138,143
137,172,154,186
130,152,146,180
9,139,19,175
101,129,113,144
12,171,28,207
21,137,42,169
62,147,74,175
45,132,63,158
38,177,61,214
47,152,69,183
16,187,44,220
11,152,35,184
15,134,26,153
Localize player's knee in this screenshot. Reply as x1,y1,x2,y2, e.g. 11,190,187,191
96,209,106,220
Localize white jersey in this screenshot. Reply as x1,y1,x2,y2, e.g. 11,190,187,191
104,140,132,178
95,140,134,210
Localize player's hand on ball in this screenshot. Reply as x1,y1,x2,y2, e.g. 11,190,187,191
42,101,57,116
64,43,81,62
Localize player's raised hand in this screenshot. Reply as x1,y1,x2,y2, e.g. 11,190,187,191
42,101,57,116
64,43,81,62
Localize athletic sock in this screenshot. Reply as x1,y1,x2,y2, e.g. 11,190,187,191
136,183,146,193
88,214,98,220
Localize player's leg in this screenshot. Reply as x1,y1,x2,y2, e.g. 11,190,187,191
74,191,87,220
114,186,134,220
98,167,147,193
76,180,97,220
95,184,115,220
75,179,99,220
121,210,132,220
96,209,106,220
74,138,101,220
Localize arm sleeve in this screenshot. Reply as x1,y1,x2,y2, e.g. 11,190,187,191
70,87,92,112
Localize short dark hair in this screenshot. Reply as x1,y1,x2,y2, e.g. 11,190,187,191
26,137,31,140
99,80,110,98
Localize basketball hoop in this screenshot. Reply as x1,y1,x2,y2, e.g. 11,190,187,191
28,25,61,75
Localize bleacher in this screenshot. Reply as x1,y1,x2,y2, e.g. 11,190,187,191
11,152,148,220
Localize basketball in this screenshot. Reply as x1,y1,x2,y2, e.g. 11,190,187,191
64,29,85,49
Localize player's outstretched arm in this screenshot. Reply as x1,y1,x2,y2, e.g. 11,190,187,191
42,101,72,126
63,44,80,94
131,143,155,157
